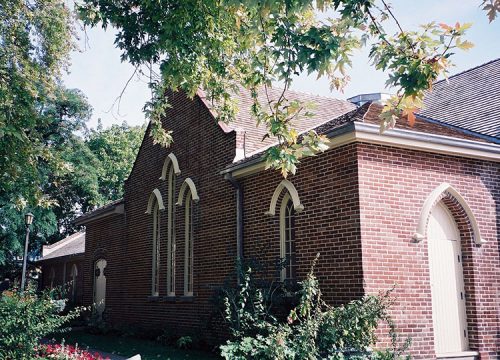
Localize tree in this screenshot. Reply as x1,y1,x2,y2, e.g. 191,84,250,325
0,85,93,276
0,0,76,207
78,0,482,177
0,115,145,277
44,121,145,242
0,1,145,278
87,121,146,202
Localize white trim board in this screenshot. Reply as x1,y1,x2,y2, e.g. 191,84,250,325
226,123,500,179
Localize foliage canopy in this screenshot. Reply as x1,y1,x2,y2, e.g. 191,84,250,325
78,0,481,177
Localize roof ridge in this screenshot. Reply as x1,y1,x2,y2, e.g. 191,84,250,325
434,57,500,85
284,86,352,103
45,230,85,249
201,84,352,105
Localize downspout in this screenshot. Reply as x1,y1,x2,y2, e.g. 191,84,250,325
224,173,244,273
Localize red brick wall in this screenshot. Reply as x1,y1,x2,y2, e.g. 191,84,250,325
357,143,500,359
84,91,239,337
241,143,364,305
82,214,126,325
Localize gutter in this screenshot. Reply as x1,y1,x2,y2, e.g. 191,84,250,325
221,121,500,179
352,122,500,158
74,200,125,226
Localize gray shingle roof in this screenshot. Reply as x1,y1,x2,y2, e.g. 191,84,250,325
418,58,500,143
223,103,371,171
39,231,85,261
198,86,357,155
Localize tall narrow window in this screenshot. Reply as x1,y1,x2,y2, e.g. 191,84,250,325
167,166,176,296
152,200,161,296
184,189,194,296
70,264,78,302
280,193,296,281
49,267,56,288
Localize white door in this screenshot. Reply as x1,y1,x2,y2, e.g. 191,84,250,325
428,202,468,355
94,259,107,318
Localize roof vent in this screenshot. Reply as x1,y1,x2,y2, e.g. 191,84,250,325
347,93,391,106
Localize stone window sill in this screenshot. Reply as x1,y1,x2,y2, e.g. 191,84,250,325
436,351,479,360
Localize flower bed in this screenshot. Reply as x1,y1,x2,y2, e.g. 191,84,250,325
36,344,110,360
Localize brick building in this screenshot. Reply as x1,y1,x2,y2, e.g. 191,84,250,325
38,231,85,305
56,59,500,359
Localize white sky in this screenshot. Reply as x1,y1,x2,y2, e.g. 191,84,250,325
63,0,500,129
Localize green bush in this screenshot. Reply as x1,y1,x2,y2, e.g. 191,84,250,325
0,287,82,359
220,257,411,359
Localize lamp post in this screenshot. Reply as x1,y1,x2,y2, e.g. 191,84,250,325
20,212,34,292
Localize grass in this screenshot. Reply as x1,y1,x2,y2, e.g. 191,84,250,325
51,330,220,360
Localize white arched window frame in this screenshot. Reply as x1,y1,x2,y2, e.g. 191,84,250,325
280,193,296,281
267,180,303,281
147,189,164,296
160,153,181,180
177,178,199,296
413,183,485,245
70,264,78,302
145,188,165,214
266,180,304,216
165,158,179,296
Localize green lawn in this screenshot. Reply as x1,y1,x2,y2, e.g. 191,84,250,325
51,330,220,360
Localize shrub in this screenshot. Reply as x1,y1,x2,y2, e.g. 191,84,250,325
220,257,411,359
176,336,193,349
0,287,82,359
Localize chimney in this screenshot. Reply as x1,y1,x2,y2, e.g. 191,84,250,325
347,93,391,106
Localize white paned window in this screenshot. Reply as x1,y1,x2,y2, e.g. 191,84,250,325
152,200,161,296
280,193,296,281
184,189,194,296
70,264,78,302
167,165,176,296
49,267,55,288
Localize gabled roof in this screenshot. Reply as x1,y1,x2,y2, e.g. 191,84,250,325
198,86,357,155
417,58,500,144
222,102,500,175
39,231,85,261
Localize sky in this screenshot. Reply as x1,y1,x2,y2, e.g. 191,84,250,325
63,0,500,129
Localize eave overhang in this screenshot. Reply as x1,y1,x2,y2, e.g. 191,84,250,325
74,200,125,226
221,122,500,179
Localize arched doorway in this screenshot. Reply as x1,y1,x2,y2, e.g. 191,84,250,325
93,259,107,318
428,201,468,355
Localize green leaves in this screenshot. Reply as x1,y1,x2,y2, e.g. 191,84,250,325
482,0,500,22
87,121,146,203
220,258,411,359
368,19,473,129
0,0,75,209
77,0,479,177
0,287,82,359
